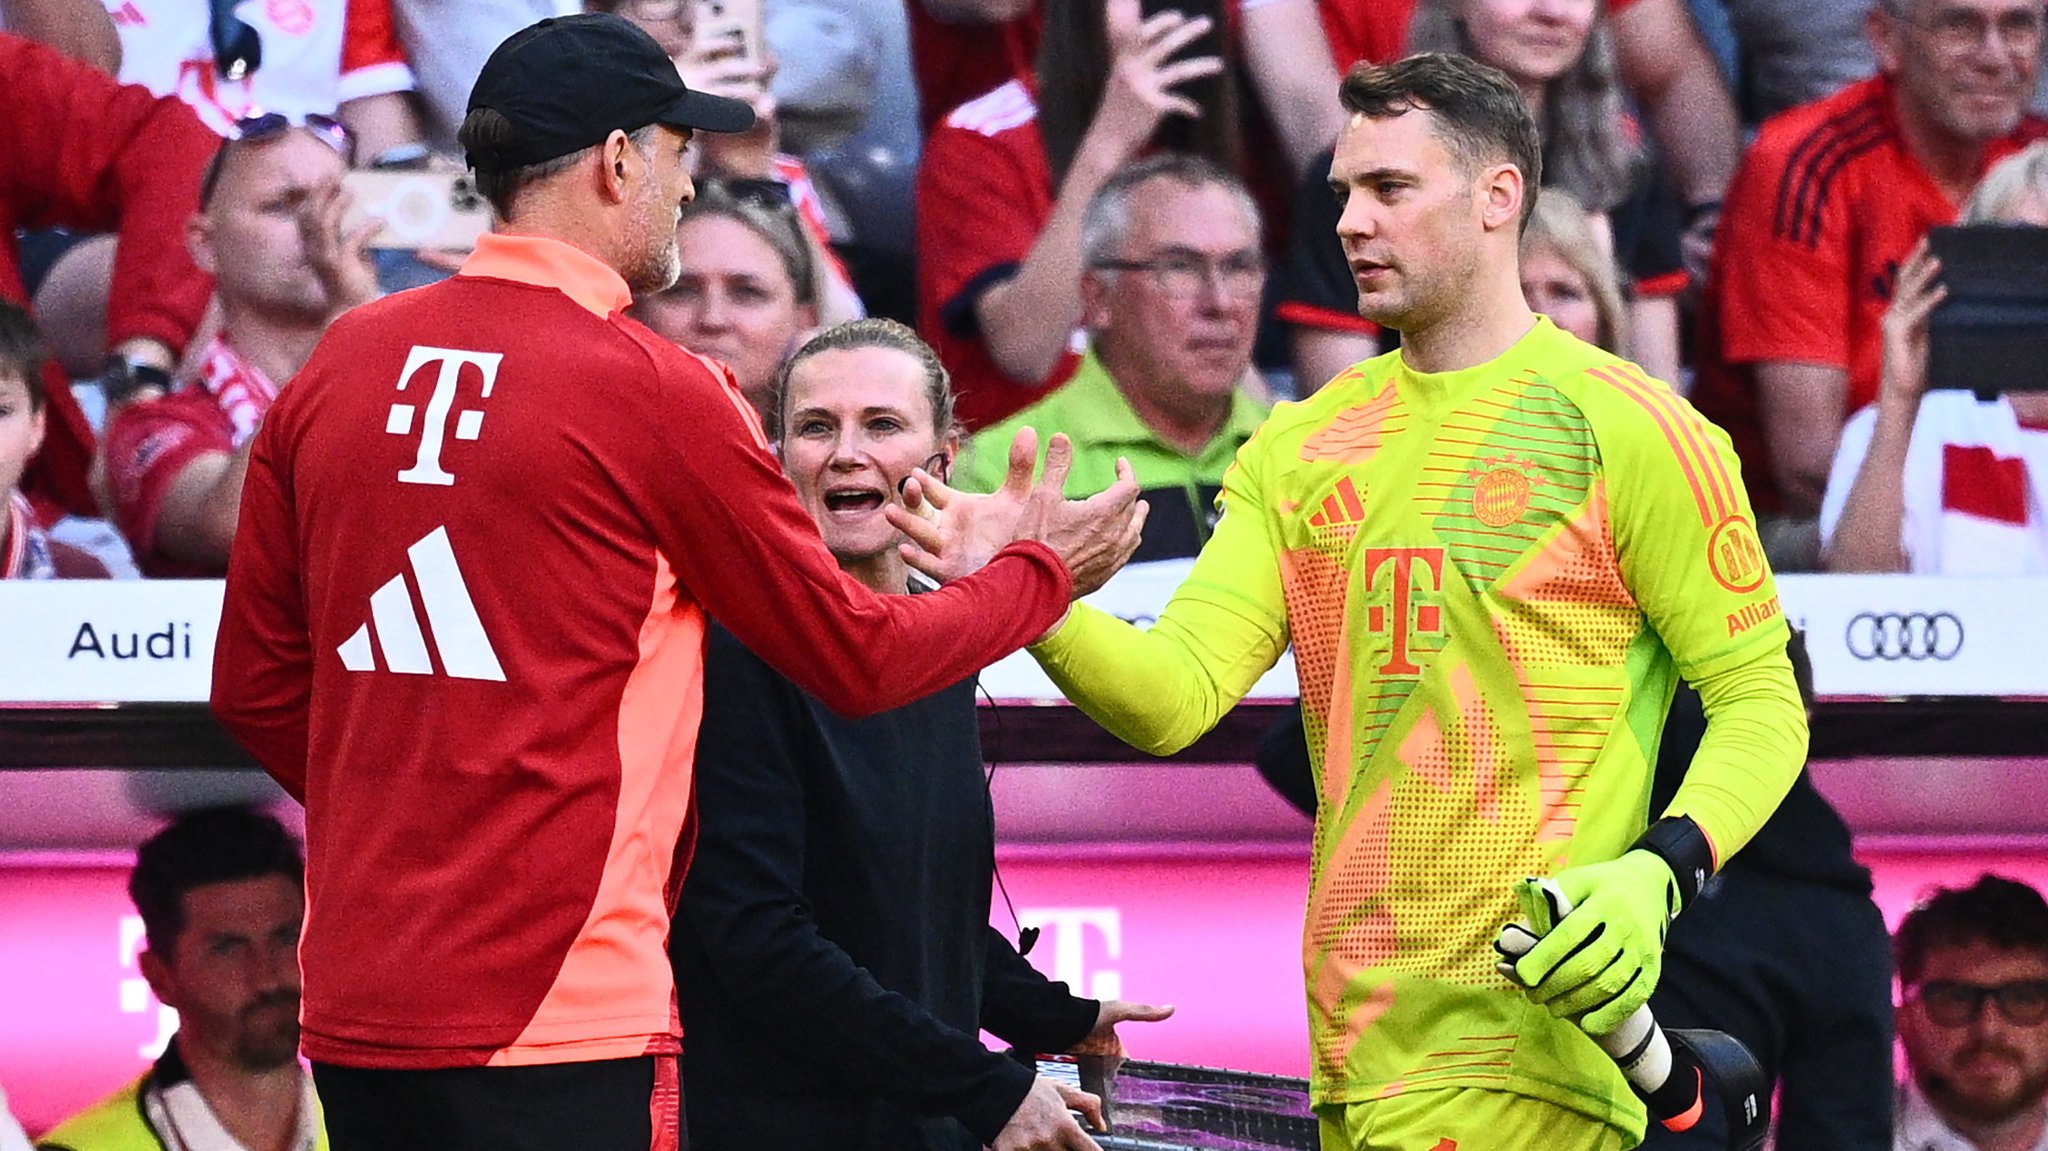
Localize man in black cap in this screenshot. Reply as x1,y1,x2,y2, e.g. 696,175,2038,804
210,13,1146,1151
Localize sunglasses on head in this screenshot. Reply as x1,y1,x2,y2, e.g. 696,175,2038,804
199,111,355,206
703,177,795,214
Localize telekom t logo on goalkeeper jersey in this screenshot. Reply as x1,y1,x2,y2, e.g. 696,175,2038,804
1364,547,1446,676
384,346,503,485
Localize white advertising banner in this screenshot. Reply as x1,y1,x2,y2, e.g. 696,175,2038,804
1776,574,2048,699
0,573,2043,704
0,581,223,703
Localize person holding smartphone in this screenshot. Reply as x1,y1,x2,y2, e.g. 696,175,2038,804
100,113,378,578
1821,142,2048,575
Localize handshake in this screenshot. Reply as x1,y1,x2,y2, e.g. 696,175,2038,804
882,426,1151,605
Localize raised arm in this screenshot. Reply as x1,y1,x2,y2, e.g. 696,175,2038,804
1610,0,1740,209
1822,240,1944,572
0,0,119,73
1238,0,1344,176
0,37,217,359
967,2,1224,384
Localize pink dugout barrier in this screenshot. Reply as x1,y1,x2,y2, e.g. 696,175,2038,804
4,843,2047,1138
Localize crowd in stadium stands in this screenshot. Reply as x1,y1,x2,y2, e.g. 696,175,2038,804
1,0,2046,1143
1,0,2046,580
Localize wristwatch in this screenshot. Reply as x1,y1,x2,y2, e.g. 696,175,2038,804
99,354,175,407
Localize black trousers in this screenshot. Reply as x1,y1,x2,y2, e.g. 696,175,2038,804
312,1055,682,1151
1639,867,1894,1151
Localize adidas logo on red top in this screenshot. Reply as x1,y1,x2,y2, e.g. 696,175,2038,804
1308,476,1368,529
337,526,505,681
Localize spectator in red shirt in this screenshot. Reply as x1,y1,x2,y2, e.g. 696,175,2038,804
101,114,378,578
0,33,216,522
0,302,108,579
1692,0,2047,569
210,15,1143,1148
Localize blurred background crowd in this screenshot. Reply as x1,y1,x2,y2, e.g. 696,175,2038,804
3,0,2047,584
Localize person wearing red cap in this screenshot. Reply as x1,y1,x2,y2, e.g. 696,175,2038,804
209,14,1146,1150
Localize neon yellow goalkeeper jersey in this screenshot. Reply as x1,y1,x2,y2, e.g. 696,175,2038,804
1033,318,1801,1134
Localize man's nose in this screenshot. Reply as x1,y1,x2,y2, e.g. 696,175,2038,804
697,291,733,328
1337,197,1376,242
262,939,300,989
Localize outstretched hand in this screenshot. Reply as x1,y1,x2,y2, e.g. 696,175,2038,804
1069,999,1175,1066
884,427,1149,596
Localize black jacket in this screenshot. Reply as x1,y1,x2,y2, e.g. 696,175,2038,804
674,624,1098,1151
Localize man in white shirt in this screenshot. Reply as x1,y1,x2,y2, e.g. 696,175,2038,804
1894,874,2048,1151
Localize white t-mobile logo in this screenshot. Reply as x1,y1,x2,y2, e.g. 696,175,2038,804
1019,907,1123,1001
385,346,503,485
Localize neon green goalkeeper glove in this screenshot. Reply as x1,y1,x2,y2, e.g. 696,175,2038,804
1505,850,1679,1036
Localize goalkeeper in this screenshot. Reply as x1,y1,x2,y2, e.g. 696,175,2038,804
895,53,1806,1151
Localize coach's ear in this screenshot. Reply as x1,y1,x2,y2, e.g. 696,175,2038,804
1479,161,1525,235
597,129,636,205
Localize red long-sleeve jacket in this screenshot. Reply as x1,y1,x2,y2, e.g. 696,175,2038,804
212,234,1073,1069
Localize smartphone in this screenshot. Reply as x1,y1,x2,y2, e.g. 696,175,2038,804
1925,224,2048,396
342,170,492,252
693,0,764,70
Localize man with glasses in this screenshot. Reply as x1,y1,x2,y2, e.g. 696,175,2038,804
959,154,1270,562
1895,873,2048,1151
1693,0,2048,571
99,113,376,577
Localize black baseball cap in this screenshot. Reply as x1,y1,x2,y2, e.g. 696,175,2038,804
465,13,756,171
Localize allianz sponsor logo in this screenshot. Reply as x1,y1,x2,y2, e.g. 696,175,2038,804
1844,611,1964,662
67,620,199,661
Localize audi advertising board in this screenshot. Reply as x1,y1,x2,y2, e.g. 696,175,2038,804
0,572,2042,703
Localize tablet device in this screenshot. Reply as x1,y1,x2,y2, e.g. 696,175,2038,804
1925,224,2048,396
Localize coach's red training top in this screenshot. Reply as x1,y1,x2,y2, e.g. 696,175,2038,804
212,233,1073,1070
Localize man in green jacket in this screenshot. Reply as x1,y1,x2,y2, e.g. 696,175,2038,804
959,153,1270,562
39,808,323,1151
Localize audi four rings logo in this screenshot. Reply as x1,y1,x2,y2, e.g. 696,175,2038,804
1845,612,1965,661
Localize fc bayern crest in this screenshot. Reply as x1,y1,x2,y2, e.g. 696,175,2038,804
1468,454,1543,527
